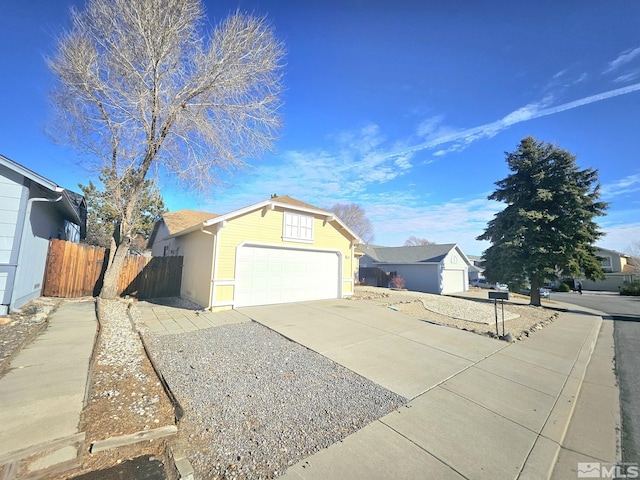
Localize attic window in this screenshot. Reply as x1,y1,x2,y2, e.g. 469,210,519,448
283,212,313,243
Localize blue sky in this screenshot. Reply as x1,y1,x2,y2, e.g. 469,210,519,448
1,1,639,256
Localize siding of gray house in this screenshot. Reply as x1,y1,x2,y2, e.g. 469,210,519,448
359,244,471,295
0,164,29,310
0,155,86,314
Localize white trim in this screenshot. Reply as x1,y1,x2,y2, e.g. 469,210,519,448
169,197,362,244
236,241,344,256
282,211,314,243
213,279,235,286
211,301,234,308
342,277,354,283
0,154,59,192
373,261,443,265
210,225,221,308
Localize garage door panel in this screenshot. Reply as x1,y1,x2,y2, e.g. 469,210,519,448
442,269,465,294
235,246,340,307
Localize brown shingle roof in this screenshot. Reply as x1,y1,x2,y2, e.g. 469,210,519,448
163,209,218,235
271,195,328,212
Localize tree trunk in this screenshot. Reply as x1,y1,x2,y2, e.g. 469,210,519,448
529,280,542,307
100,241,129,299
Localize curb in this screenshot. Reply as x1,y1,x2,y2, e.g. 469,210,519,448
518,313,603,480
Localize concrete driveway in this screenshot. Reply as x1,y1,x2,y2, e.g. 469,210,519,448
240,299,504,400
239,298,612,479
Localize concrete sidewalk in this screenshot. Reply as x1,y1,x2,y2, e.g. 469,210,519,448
0,299,97,477
137,300,249,335
240,301,618,479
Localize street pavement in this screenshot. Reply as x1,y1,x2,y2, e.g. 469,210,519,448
552,291,639,466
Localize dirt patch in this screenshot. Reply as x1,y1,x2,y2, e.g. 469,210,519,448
0,297,62,378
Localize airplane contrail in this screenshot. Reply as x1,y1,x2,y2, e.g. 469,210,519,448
386,82,640,159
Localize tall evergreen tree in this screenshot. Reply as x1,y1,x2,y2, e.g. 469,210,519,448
79,167,166,252
477,136,608,306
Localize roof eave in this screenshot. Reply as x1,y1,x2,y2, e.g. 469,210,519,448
169,198,363,243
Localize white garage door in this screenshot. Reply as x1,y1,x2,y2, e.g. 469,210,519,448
235,245,341,307
441,269,466,295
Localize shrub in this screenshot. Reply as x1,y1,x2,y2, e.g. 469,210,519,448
558,283,570,292
390,275,405,289
620,281,640,296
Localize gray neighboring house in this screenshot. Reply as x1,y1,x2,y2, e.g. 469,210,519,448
466,254,484,282
359,243,472,295
0,155,87,314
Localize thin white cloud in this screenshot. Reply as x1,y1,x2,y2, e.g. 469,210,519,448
364,195,503,254
201,124,417,214
604,46,640,74
601,173,640,198
614,72,639,84
384,83,640,160
597,222,640,254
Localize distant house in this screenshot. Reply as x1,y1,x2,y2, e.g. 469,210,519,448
0,155,86,314
147,196,361,310
580,247,639,292
466,254,484,282
358,244,472,295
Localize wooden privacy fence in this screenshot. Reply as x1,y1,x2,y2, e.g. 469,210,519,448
42,239,182,299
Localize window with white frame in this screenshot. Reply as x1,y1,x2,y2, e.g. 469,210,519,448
283,211,313,242
600,255,613,272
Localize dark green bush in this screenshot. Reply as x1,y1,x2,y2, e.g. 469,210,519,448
558,283,570,292
620,281,640,296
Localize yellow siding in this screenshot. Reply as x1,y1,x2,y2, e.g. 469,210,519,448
214,207,354,304
175,229,215,308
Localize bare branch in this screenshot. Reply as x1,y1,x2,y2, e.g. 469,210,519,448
48,0,284,298
330,203,374,243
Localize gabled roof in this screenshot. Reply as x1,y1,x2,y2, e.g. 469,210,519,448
596,246,630,258
147,209,218,247
162,210,219,235
270,195,319,210
0,154,86,234
168,196,362,243
361,243,471,265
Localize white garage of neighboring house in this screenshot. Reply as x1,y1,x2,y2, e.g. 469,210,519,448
359,244,472,295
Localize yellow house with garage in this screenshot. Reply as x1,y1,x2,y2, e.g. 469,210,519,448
149,196,362,311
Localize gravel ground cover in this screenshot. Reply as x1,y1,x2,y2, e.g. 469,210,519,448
68,299,175,478
351,286,558,341
144,322,406,480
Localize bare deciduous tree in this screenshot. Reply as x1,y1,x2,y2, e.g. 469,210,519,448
404,235,436,246
48,0,284,299
628,240,640,274
330,203,374,244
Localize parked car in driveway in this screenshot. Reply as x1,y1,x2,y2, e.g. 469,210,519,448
472,279,492,289
522,285,551,298
472,279,509,291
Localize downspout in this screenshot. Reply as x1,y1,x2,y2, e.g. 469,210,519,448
351,242,355,296
11,195,62,312
207,221,227,310
200,227,214,310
